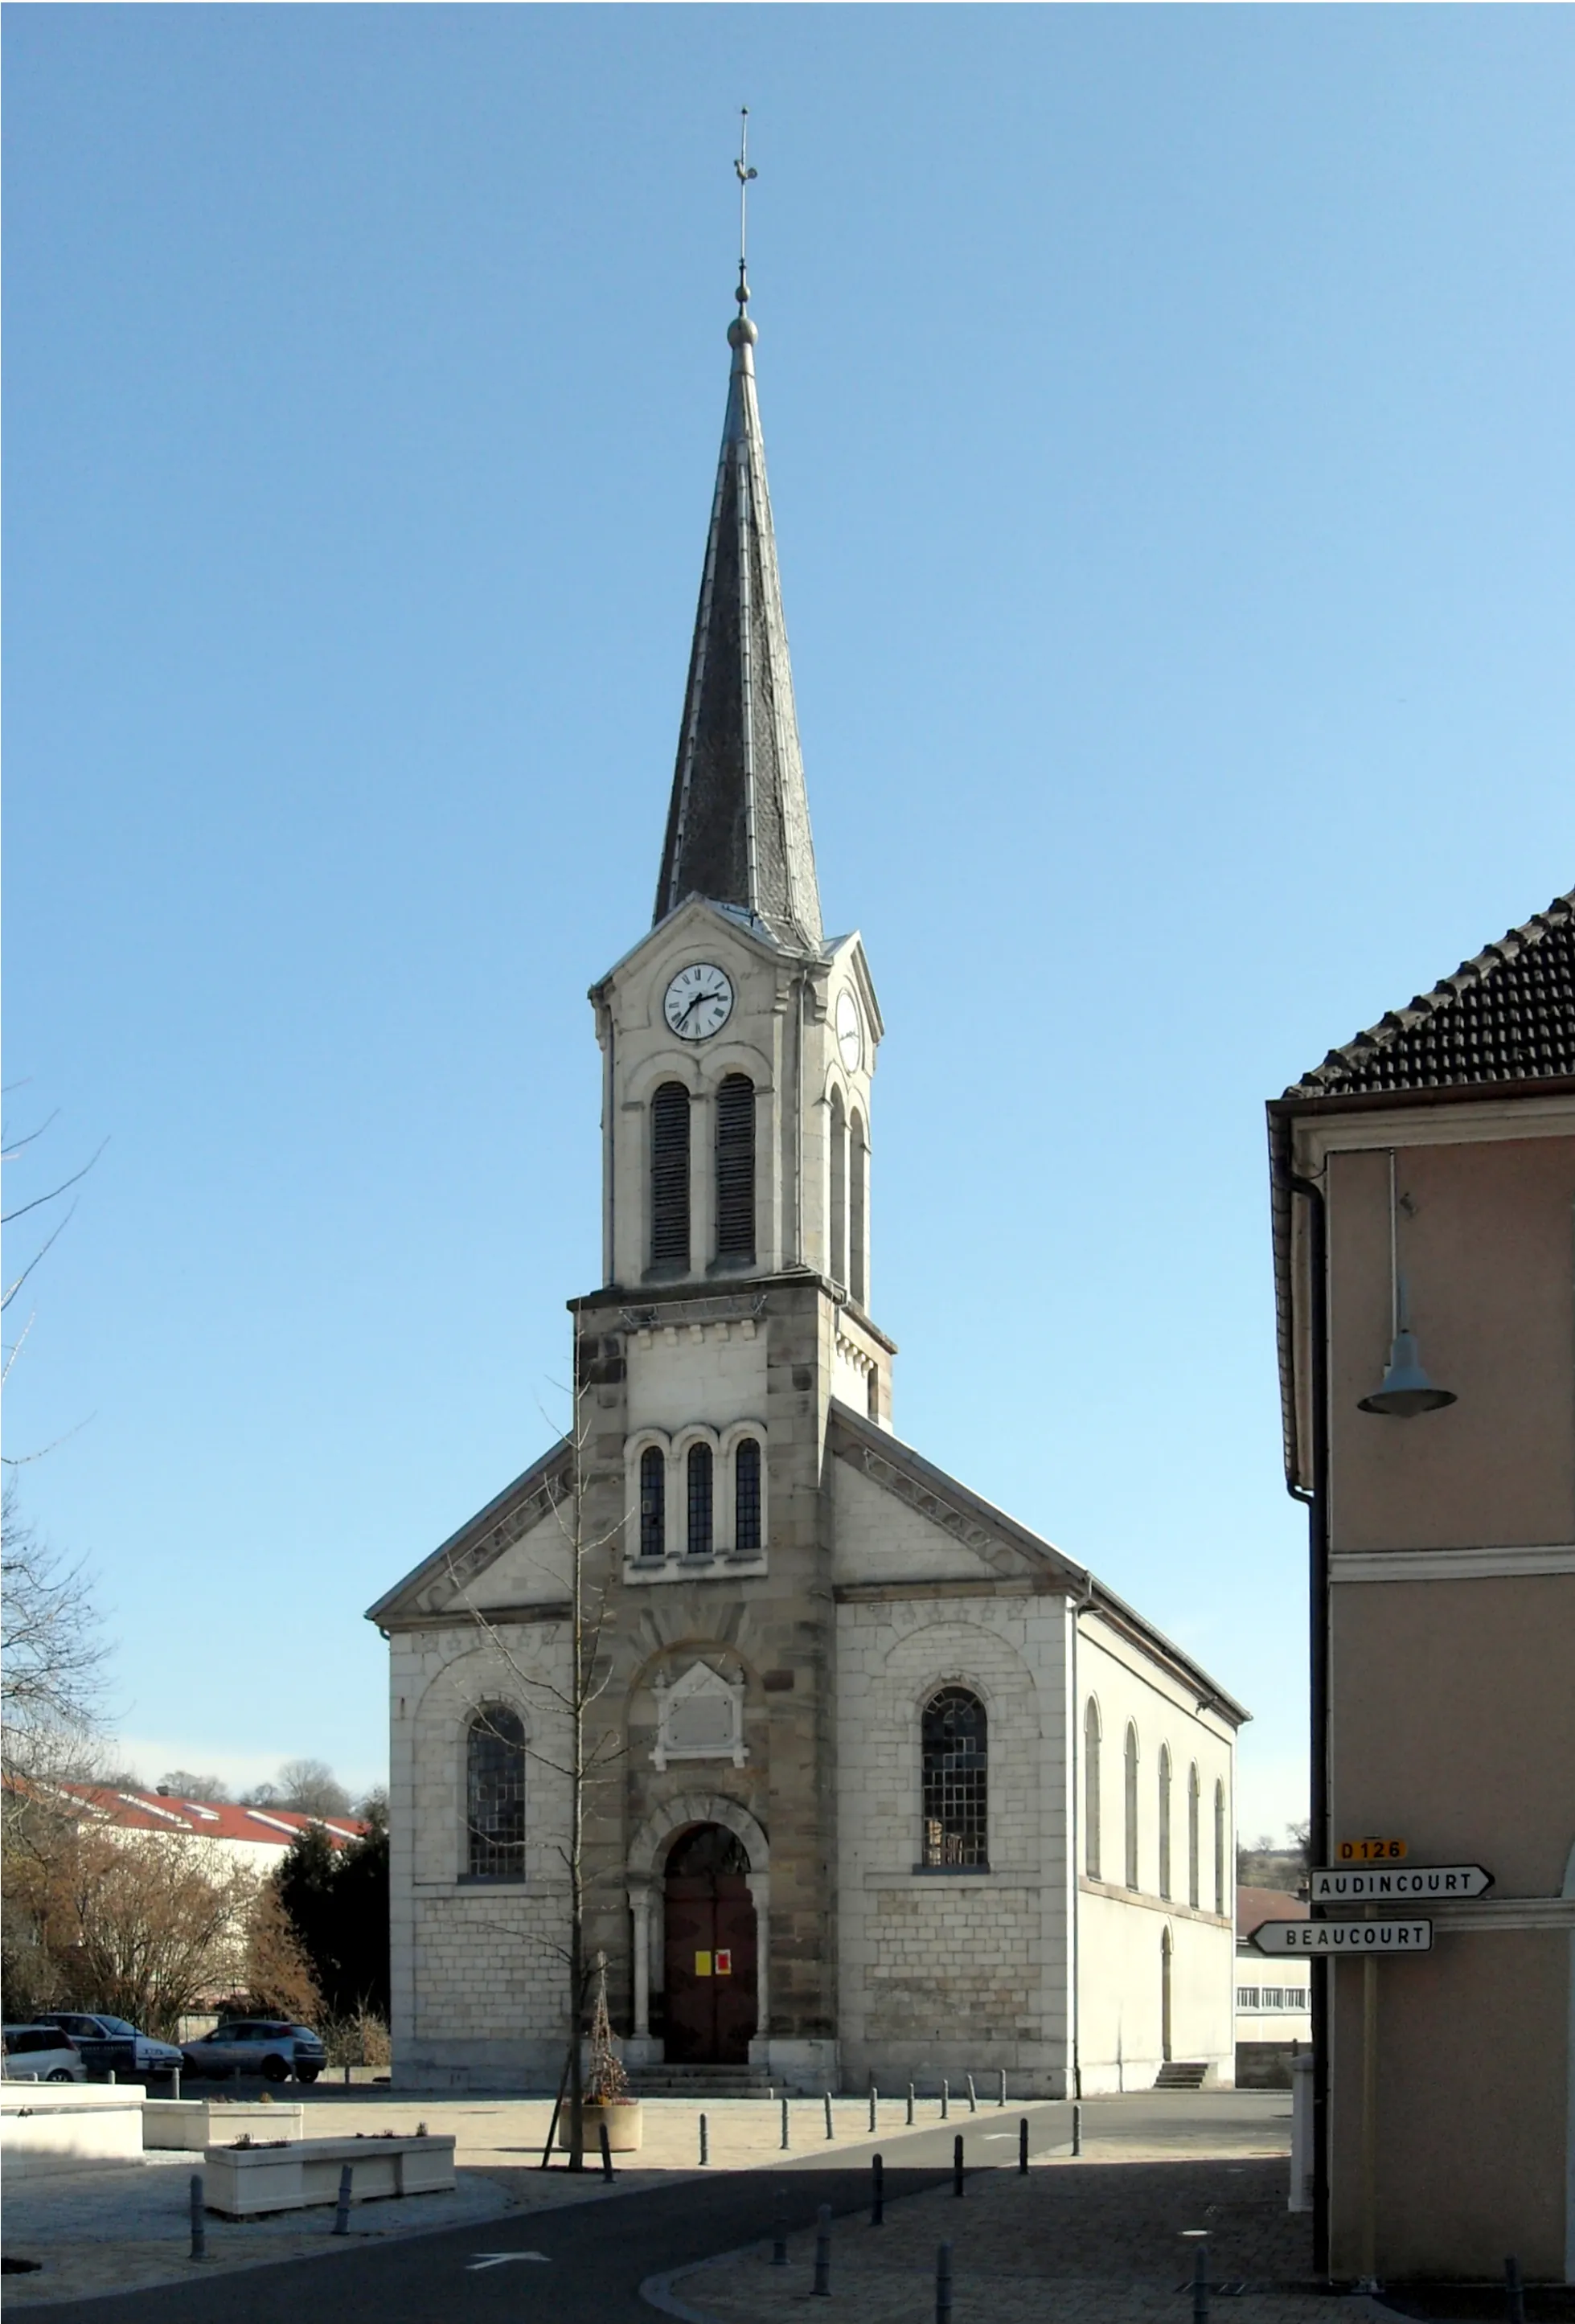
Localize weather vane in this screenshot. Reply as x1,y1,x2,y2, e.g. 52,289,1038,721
734,107,757,305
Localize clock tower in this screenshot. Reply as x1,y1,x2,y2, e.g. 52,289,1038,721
566,276,890,2081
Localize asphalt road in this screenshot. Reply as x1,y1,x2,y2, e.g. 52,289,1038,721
35,2101,1077,2324
35,2092,1290,2324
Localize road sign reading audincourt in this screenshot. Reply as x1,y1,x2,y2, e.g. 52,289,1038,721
1252,1919,1433,1955
1310,1864,1491,1903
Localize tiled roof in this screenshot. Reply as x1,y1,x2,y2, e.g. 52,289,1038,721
1236,1884,1308,1937
59,1783,367,1850
1284,891,1575,1101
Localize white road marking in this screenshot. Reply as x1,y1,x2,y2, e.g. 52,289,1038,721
467,2252,551,2270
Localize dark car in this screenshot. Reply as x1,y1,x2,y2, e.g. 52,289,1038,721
180,2019,326,2083
35,2013,184,2081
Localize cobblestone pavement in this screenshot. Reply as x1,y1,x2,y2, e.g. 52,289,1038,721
661,2151,1320,2324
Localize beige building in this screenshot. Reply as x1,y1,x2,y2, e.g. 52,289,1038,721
369,279,1245,2099
1269,891,1575,2282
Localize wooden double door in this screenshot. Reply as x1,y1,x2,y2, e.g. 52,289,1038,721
662,1824,757,2065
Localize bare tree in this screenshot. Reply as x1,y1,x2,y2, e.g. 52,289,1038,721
243,1879,324,2023
1,1484,110,1814
158,1771,232,1803
443,1381,629,2171
244,1760,352,1817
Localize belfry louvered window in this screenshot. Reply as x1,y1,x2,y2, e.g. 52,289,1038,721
921,1687,988,1869
734,1437,762,1552
687,1443,713,1556
466,1707,526,1881
715,1074,756,1261
650,1083,691,1271
638,1445,666,1559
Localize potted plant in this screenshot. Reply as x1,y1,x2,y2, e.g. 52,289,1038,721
558,1953,642,2154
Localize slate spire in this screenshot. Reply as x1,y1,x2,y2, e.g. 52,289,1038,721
654,282,823,953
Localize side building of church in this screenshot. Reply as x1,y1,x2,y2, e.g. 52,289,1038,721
368,281,1248,2097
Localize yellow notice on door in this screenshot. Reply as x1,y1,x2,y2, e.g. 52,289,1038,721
694,1951,712,1977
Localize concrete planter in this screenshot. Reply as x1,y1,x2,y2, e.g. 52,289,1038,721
556,2099,643,2153
1,2084,147,2174
203,2133,457,2219
144,2100,304,2150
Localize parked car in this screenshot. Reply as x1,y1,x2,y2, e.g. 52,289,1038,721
35,2013,184,2082
2,2025,86,2082
180,2019,326,2084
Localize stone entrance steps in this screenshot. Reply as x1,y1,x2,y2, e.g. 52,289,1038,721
627,2064,775,2100
1154,2060,1209,2089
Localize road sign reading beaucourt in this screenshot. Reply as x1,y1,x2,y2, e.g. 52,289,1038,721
1252,1919,1433,1954
1311,1864,1491,1903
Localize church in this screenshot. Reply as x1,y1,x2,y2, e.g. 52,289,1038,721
368,268,1247,2099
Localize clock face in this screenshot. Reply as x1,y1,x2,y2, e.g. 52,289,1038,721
663,962,735,1042
835,989,863,1072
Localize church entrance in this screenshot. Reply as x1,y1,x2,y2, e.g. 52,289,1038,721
662,1824,757,2064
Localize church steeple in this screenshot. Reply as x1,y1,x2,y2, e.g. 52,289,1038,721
654,280,824,954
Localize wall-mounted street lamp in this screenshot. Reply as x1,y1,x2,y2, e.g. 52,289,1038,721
1357,1151,1457,1419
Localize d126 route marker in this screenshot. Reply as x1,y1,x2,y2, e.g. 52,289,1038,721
1310,1863,1491,1904
1253,1918,1432,1954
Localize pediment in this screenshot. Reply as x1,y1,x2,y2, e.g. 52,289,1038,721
364,1441,575,1629
827,1402,1085,1593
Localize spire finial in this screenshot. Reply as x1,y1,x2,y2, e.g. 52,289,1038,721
734,108,757,312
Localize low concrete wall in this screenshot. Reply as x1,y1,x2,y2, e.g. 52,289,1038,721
203,2134,457,2219
1236,2040,1300,2090
144,2101,304,2150
1,2084,148,2175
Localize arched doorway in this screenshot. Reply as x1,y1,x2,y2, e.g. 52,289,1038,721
1161,1926,1174,2064
662,1824,757,2064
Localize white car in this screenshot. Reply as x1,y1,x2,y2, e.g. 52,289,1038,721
2,2025,87,2082
36,2013,185,2081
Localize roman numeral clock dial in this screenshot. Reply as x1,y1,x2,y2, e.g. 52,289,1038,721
663,962,735,1041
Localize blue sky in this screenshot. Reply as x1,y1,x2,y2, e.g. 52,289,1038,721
6,6,1572,1831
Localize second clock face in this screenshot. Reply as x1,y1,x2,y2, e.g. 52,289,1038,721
664,962,735,1041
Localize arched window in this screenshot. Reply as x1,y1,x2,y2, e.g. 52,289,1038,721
650,1083,691,1272
734,1438,761,1553
716,1075,756,1262
849,1110,868,1307
1124,1723,1140,1892
1213,1780,1227,1916
921,1688,987,1869
1158,1744,1172,1900
466,1707,526,1881
1187,1765,1201,1908
686,1442,713,1557
828,1087,847,1287
1084,1698,1102,1879
638,1445,666,1560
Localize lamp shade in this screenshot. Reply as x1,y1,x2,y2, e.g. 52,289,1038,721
1357,1330,1458,1419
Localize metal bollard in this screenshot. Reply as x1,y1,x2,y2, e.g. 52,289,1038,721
1506,2257,1525,2324
333,2162,353,2236
699,2112,709,2166
771,2235,788,2268
941,2077,950,2120
781,2095,790,2151
953,2131,965,2197
906,2082,915,2126
343,2064,351,2088
966,2074,978,2114
936,2239,954,2324
171,2068,182,2102
872,2150,884,2226
812,2203,832,2297
1072,2099,1082,2156
998,2068,1007,2108
1192,2240,1209,2324
868,2084,878,2135
1019,2117,1029,2174
823,2089,834,2141
188,2174,206,2262
107,2069,116,2085
599,2122,613,2183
